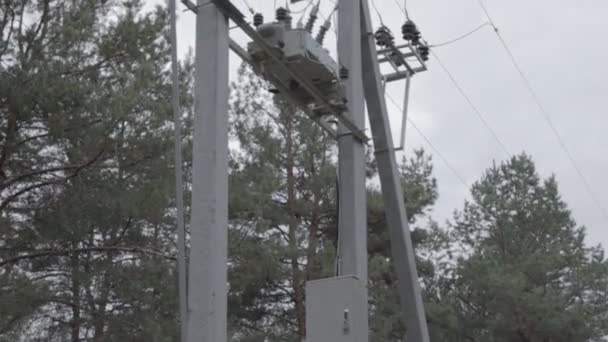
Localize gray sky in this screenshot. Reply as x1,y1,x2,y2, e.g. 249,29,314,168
162,0,608,248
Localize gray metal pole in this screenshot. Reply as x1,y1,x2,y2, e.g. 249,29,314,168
187,1,229,341
337,0,368,283
169,0,188,340
337,0,369,338
396,74,411,151
359,1,431,341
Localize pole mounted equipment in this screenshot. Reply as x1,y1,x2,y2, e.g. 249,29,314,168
402,19,421,45
304,1,320,33
253,12,264,27
179,0,432,341
375,26,394,47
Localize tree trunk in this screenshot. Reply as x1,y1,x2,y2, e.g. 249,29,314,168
304,145,321,281
70,252,81,342
285,113,306,339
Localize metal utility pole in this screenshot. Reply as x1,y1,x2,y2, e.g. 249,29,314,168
187,1,229,341
359,0,431,341
336,0,369,338
337,0,368,287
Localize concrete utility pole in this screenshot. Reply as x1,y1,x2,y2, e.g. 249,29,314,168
337,0,369,339
359,0,431,341
187,1,229,341
337,0,368,283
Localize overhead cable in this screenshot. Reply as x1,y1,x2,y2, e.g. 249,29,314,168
474,0,608,221
385,93,470,190
431,50,511,158
429,22,492,48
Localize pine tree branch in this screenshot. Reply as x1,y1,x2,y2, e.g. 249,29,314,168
0,106,18,180
0,148,104,211
1,165,84,191
0,246,175,268
0,3,15,60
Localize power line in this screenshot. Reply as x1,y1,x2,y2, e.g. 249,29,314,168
385,92,470,190
392,0,409,20
239,0,254,13
474,0,608,221
290,0,314,14
431,50,511,158
371,0,385,25
429,22,492,48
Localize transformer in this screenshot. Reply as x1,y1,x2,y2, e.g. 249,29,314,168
247,12,346,116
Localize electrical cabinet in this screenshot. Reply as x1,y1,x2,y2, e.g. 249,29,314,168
305,276,368,342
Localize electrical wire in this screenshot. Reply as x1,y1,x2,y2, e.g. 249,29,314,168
291,0,314,14
429,22,492,48
317,5,338,35
371,0,385,25
431,50,511,158
239,0,254,13
392,0,409,20
385,92,470,189
474,0,608,221
335,172,341,276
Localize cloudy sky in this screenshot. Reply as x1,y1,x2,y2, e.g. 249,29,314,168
160,0,608,248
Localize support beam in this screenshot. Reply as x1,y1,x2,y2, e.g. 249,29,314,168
337,0,368,312
187,1,229,341
359,0,431,341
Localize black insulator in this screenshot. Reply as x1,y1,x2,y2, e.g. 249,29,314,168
289,80,300,90
253,13,264,27
276,7,288,21
339,66,349,80
390,51,403,66
418,44,430,61
375,26,394,47
285,14,292,28
316,25,328,44
304,14,317,33
402,20,421,44
412,30,422,46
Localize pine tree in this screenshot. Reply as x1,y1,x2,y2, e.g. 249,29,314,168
0,1,190,340
367,150,442,341
439,154,608,342
227,65,338,341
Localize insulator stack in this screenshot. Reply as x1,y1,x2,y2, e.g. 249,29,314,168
305,2,320,33
253,13,264,27
276,7,288,21
375,26,394,47
316,18,331,45
402,20,421,45
418,44,430,61
390,51,403,66
339,66,349,80
285,12,293,28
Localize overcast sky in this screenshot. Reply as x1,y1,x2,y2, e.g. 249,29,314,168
159,0,608,248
